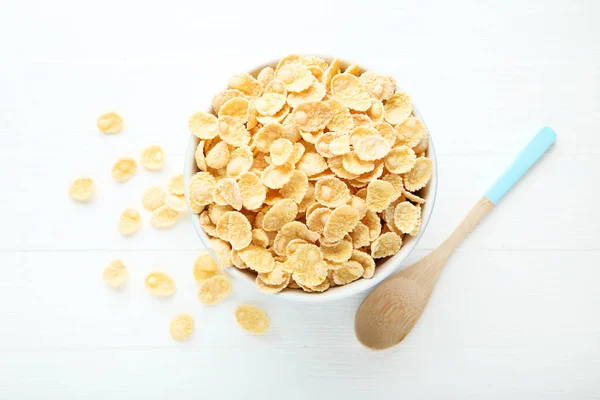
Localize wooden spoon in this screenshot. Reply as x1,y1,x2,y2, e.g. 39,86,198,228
355,127,557,350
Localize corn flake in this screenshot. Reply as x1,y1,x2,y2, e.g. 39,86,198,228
167,174,184,196
264,79,287,95
235,304,269,335
332,260,364,285
111,157,137,182
328,156,360,180
262,198,298,231
321,239,353,262
205,141,231,170
384,92,412,125
322,58,340,89
188,171,216,206
189,112,219,139
315,176,350,208
254,122,286,152
257,67,275,86
261,163,295,189
118,208,141,236
103,259,127,288
218,97,250,122
349,221,370,248
150,205,179,229
213,89,246,113
291,101,332,132
284,244,327,287
218,115,251,146
228,73,263,97
193,252,219,283
251,228,270,248
238,172,267,210
279,170,308,204
212,178,242,210
97,112,123,134
384,145,416,174
330,73,372,111
350,249,376,278
273,221,319,256
209,237,232,267
324,205,359,242
276,64,315,93
342,152,375,175
170,314,194,342
371,232,403,258
352,113,373,128
358,71,397,101
238,245,275,273
142,186,166,211
350,127,391,161
287,81,326,108
198,275,231,305
138,145,165,171
255,93,286,116
269,138,293,166
403,157,433,192
296,152,328,176
366,179,395,212
69,177,95,202
145,272,176,297
306,207,332,235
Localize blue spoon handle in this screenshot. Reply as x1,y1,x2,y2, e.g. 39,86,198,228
485,127,557,204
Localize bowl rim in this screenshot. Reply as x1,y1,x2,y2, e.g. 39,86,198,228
183,56,438,302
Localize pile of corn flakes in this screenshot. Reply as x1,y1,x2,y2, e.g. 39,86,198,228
187,54,433,294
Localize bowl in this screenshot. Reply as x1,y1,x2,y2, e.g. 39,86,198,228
184,56,438,302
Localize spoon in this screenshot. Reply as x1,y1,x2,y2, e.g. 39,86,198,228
355,127,557,350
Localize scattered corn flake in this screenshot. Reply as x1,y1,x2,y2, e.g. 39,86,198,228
142,186,166,211
238,245,275,273
296,152,328,176
218,115,251,147
269,138,293,166
235,304,269,335
198,275,232,305
291,101,332,132
333,260,364,285
366,179,395,212
69,177,95,202
261,163,295,189
97,112,123,134
212,178,243,210
257,67,275,86
228,72,263,97
352,113,373,128
321,239,353,263
193,252,219,283
403,157,433,192
279,170,309,204
189,112,219,139
213,89,246,113
262,198,298,231
315,176,350,208
140,145,165,171
330,73,372,111
251,228,270,248
348,195,367,219
238,172,267,210
306,207,332,234
255,93,287,116
276,64,315,93
264,79,287,95
371,232,403,258
188,171,217,206
322,58,340,89
111,157,137,182
167,174,185,195
145,272,176,297
218,97,250,123
118,208,141,236
150,205,179,229
394,116,425,148
358,71,397,101
342,152,375,175
209,237,232,267
226,146,253,178
384,145,416,174
103,259,127,288
324,205,359,242
287,81,326,108
384,92,412,125
169,314,194,342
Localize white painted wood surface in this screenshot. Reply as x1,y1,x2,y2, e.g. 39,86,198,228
1,0,599,398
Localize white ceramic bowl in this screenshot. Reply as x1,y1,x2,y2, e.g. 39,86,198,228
184,57,438,302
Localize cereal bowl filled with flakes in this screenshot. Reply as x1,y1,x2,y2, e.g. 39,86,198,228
184,55,437,301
